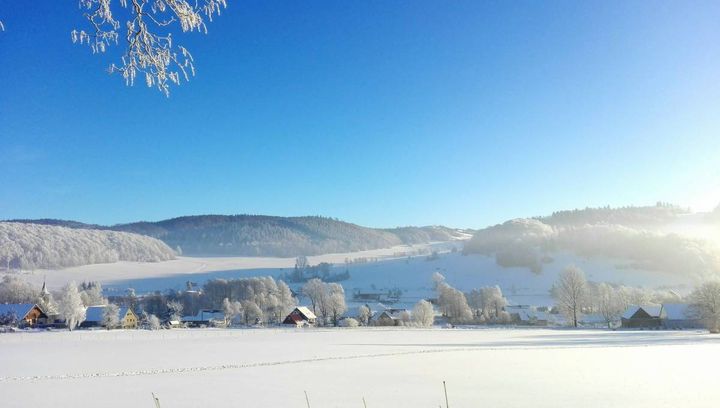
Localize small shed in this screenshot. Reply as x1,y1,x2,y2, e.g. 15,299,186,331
621,305,663,328
283,306,317,327
0,304,47,327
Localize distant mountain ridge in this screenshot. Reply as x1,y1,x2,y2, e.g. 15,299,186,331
8,215,471,257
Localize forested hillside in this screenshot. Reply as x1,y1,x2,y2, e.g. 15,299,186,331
8,216,469,258
0,222,176,270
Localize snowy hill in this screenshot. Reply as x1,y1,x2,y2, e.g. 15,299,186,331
10,216,470,257
465,204,720,280
0,222,175,270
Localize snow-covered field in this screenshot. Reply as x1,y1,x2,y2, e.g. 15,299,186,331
95,250,695,309
6,240,698,310
1,328,718,408
14,242,457,289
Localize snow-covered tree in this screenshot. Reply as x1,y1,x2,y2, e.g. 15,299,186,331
467,286,507,322
57,281,86,331
222,297,243,325
0,275,38,304
202,277,295,322
551,266,588,327
102,304,120,329
432,271,446,288
277,280,296,316
357,305,371,326
80,281,106,307
327,284,347,326
436,279,472,324
0,222,175,270
593,283,625,329
689,281,720,333
339,317,359,328
301,279,347,326
147,314,162,330
302,278,326,316
70,0,229,96
412,300,435,327
242,301,263,325
166,300,184,321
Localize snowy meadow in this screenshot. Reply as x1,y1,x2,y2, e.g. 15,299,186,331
1,327,718,408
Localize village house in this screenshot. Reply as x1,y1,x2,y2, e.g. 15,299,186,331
506,305,549,326
117,307,139,329
181,309,226,327
620,304,702,329
282,306,317,327
374,308,410,326
0,304,48,327
661,304,702,329
81,305,139,329
621,305,663,328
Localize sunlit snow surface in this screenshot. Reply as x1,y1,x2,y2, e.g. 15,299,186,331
0,328,718,407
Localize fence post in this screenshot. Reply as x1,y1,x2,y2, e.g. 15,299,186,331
443,381,449,408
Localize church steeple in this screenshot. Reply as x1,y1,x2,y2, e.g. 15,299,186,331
41,278,50,297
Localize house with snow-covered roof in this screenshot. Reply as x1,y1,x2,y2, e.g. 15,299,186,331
283,306,317,327
0,304,47,327
621,305,663,328
181,309,226,327
621,304,702,329
374,308,410,326
506,305,548,326
661,303,702,329
81,305,139,329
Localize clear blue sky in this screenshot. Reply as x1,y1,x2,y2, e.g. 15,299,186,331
1,1,719,228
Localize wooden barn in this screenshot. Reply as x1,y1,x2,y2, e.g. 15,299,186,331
0,304,47,327
621,306,663,328
283,307,317,327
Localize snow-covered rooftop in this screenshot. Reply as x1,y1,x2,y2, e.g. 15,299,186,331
662,303,694,320
294,306,317,320
84,305,108,322
0,304,39,319
622,305,662,319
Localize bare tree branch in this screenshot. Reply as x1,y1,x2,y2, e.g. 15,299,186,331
72,0,228,96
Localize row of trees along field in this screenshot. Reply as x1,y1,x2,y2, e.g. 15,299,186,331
550,266,720,332
431,268,720,333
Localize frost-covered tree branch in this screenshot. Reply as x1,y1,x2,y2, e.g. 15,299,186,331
72,0,228,96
